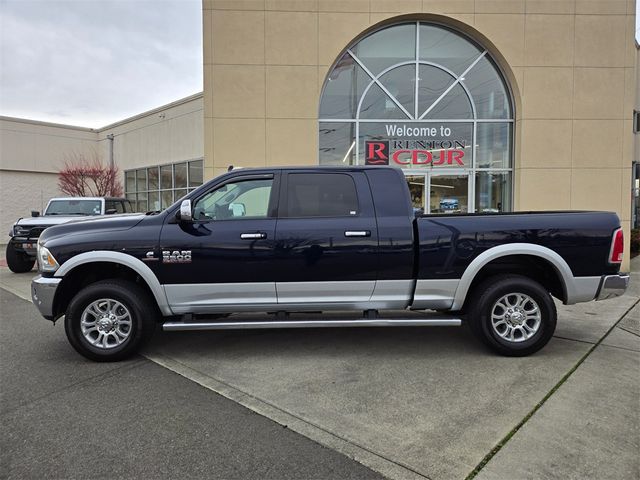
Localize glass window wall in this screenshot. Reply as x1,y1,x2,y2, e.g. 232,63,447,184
318,21,514,213
124,159,203,212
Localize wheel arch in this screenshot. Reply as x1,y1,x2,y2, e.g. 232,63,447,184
53,251,171,317
451,244,577,311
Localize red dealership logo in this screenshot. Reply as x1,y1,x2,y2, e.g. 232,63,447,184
365,141,389,165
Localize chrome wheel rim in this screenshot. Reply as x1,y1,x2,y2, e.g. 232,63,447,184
490,293,541,343
80,298,132,349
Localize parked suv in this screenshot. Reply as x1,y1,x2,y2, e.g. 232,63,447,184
6,197,131,273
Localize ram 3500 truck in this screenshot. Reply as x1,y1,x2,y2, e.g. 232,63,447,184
31,167,629,361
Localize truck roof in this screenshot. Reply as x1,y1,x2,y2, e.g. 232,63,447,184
227,166,398,172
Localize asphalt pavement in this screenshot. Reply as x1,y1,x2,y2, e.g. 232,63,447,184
0,288,382,480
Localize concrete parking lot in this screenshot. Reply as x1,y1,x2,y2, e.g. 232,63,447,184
1,262,638,480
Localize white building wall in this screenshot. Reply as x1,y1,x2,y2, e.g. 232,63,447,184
0,171,61,236
0,117,99,237
97,93,203,171
0,93,203,244
0,117,98,173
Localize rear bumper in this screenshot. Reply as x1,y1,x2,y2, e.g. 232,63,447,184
31,274,61,320
595,274,629,301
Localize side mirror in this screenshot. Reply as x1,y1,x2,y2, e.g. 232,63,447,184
105,209,117,215
31,211,40,217
178,199,192,222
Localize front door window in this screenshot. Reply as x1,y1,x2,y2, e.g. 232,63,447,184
193,178,273,221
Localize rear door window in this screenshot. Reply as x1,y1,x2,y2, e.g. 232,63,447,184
283,173,358,218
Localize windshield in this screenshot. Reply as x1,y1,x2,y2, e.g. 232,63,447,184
45,199,102,216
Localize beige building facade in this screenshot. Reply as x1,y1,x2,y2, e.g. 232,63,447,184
203,0,638,269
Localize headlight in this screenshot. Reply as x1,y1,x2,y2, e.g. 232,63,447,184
13,225,30,236
37,243,59,272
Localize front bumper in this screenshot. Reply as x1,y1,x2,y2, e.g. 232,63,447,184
31,274,61,320
595,274,629,301
11,237,38,256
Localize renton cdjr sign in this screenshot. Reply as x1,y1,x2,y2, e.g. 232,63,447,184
365,139,466,166
365,123,467,166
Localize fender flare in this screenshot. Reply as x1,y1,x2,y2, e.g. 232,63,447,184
450,243,577,310
55,251,172,316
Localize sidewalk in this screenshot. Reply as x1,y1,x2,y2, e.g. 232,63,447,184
475,257,639,480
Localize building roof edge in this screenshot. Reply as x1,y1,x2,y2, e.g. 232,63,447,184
0,116,97,132
97,92,203,132
0,91,204,133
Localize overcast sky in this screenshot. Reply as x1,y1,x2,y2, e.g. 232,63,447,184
0,2,638,129
0,0,202,128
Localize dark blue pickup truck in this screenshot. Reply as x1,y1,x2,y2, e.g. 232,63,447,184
31,167,629,361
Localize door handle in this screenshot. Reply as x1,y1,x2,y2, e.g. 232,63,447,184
240,232,267,240
344,230,371,237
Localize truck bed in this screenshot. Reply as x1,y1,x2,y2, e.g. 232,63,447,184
415,210,620,280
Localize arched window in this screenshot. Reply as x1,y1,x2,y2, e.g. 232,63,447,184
318,21,514,214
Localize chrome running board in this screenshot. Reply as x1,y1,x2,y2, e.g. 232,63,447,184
162,317,462,331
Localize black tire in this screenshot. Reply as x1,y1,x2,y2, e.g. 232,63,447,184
467,274,557,356
65,280,157,362
5,241,35,273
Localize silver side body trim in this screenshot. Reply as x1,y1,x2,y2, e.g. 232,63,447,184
368,279,414,309
170,302,419,314
165,283,277,314
165,280,414,314
163,317,462,331
55,251,173,316
411,279,459,310
450,243,583,310
276,281,376,304
571,276,602,303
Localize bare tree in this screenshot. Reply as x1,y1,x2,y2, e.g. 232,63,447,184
57,152,123,197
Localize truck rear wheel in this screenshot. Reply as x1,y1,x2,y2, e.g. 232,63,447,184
5,241,35,273
65,280,157,362
467,274,556,356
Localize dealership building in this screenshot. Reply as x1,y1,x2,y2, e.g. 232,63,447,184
1,0,638,270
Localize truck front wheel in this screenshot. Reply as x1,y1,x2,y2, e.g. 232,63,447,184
467,275,557,356
5,241,35,273
65,280,157,362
